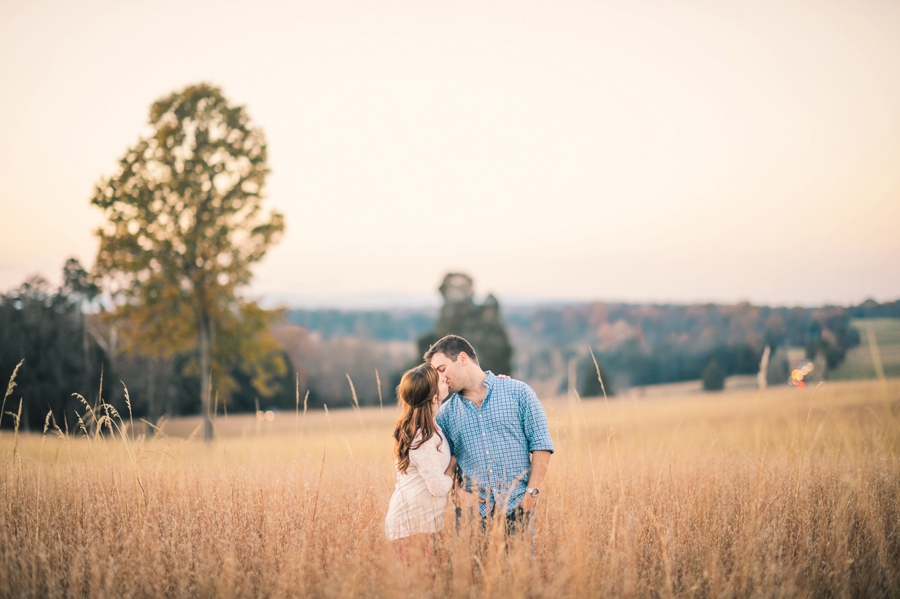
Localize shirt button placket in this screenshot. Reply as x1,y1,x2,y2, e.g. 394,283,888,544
482,412,491,488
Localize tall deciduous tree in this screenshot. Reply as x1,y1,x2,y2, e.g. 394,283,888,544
91,83,285,440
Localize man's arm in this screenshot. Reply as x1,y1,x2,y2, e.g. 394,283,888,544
517,381,554,511
519,450,551,511
444,454,458,478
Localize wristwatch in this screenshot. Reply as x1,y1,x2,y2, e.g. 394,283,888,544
525,487,540,499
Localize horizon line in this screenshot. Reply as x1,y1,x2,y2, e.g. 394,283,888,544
257,292,899,312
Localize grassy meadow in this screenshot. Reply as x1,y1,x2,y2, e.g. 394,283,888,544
2,378,899,598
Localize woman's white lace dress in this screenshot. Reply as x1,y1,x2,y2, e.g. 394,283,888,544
384,428,453,541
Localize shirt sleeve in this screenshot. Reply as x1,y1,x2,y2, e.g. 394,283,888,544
518,383,555,454
408,435,454,497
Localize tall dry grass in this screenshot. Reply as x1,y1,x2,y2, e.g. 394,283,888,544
1,379,899,598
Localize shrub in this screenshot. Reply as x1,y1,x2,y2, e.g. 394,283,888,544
702,359,726,391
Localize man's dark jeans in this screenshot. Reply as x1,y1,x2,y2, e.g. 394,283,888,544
455,504,536,551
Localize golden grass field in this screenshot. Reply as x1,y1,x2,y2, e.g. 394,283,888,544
2,378,899,598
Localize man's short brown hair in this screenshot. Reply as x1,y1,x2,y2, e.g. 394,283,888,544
423,334,478,364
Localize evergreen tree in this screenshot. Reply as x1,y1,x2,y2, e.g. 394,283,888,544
417,273,513,375
702,359,726,391
0,260,109,430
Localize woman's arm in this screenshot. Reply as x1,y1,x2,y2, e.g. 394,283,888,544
409,439,454,497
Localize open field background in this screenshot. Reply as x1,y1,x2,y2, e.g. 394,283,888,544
2,379,899,598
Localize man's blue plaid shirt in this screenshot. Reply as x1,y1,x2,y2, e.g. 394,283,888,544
436,371,554,516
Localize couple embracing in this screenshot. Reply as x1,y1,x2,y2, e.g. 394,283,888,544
384,334,554,557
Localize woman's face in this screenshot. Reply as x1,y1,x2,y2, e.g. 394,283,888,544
434,374,450,405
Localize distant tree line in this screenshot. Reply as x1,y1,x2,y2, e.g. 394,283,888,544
847,299,900,319
0,259,299,431
558,342,765,397
596,341,762,387
4,257,897,428
510,300,887,391
286,309,434,341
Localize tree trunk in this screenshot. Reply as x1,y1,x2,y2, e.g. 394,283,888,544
198,315,214,442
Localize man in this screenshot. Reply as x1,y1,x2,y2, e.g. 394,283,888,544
427,334,554,533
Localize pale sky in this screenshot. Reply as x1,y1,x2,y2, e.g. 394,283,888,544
1,0,898,308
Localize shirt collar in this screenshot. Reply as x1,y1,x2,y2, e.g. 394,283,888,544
454,371,496,405
482,370,496,391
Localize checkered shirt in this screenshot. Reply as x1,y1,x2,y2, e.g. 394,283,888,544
436,371,554,516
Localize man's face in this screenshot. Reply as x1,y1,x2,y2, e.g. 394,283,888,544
429,352,466,393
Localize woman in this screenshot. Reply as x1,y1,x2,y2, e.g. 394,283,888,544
385,363,456,553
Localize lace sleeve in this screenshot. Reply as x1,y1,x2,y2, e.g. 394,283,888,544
409,435,453,497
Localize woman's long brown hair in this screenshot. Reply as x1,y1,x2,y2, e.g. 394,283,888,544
392,363,444,474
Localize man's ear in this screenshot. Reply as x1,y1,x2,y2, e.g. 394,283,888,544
458,352,469,366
